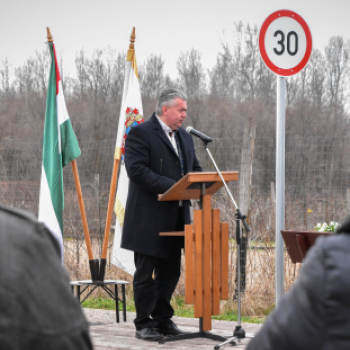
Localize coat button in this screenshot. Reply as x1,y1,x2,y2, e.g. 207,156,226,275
172,207,176,211
176,161,179,165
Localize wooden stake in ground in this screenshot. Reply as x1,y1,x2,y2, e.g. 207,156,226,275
99,28,136,281
47,27,99,281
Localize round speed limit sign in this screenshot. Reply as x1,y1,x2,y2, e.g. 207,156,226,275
259,10,312,76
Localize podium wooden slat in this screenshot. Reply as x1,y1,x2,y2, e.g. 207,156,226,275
159,231,184,236
187,172,239,183
194,210,203,318
212,209,220,315
203,195,212,331
185,224,195,304
221,222,229,300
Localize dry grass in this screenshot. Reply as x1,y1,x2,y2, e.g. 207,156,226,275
64,238,134,302
64,237,302,318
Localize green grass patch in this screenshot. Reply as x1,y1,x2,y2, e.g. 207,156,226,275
172,296,195,318
82,297,136,312
212,311,265,324
82,296,268,324
172,296,266,324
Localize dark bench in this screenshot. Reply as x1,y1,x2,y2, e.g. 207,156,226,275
70,280,130,322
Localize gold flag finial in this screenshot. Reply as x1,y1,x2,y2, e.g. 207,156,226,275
47,27,53,42
129,27,136,49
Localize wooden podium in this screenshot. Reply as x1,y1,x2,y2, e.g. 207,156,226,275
158,171,239,344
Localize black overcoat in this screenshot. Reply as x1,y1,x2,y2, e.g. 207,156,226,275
121,113,202,258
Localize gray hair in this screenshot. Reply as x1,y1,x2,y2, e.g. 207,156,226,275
155,88,187,115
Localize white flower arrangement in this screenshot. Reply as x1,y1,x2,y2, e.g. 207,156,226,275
315,221,340,232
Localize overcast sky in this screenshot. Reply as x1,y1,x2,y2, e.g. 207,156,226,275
1,0,350,79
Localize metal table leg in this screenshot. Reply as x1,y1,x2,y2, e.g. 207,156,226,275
115,284,120,323
122,284,127,322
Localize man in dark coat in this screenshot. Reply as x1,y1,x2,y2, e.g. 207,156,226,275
247,216,350,350
0,204,93,350
121,88,202,341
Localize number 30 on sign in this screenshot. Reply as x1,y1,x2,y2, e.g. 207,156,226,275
259,10,312,76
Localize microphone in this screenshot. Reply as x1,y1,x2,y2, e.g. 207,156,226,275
186,126,212,143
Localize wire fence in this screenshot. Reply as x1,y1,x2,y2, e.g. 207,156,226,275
1,136,349,316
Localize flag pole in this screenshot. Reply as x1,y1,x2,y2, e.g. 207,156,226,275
46,27,99,281
99,149,121,281
99,28,136,281
71,159,99,281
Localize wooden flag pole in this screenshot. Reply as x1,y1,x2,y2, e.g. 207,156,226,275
71,161,94,259
99,148,122,280
71,159,99,280
46,27,53,42
47,27,99,281
99,28,136,281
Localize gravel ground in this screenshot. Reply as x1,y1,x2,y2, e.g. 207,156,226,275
82,308,260,349
82,308,262,332
82,308,136,326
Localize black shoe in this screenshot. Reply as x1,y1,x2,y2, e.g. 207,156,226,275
156,320,190,337
135,327,164,341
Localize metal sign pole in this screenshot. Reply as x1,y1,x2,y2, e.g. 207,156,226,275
276,75,285,304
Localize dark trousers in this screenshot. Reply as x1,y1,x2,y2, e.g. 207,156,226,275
133,208,184,330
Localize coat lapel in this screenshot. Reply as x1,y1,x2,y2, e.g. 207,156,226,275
151,113,179,157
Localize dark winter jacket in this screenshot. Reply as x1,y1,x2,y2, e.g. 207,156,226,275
0,204,93,350
247,216,350,350
121,113,202,258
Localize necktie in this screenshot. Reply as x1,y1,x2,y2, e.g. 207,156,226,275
174,132,185,176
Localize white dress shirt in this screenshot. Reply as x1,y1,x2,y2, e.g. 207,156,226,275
155,114,179,156
155,114,182,206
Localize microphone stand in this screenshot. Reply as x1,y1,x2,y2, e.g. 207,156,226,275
200,139,254,348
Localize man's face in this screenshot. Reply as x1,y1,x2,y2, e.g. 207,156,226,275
160,98,187,130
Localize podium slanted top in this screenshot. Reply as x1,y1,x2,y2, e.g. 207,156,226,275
158,171,239,201
281,230,332,263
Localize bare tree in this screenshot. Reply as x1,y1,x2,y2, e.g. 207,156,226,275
75,49,88,97
0,58,11,99
308,49,326,108
177,49,207,99
140,54,165,99
107,51,125,105
324,36,350,115
33,49,49,96
210,44,235,99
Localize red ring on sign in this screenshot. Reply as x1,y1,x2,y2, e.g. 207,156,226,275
259,10,312,76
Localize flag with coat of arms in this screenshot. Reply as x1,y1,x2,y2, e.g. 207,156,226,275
111,37,143,275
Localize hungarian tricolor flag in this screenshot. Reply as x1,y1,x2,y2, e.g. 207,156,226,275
38,41,81,258
111,37,143,275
